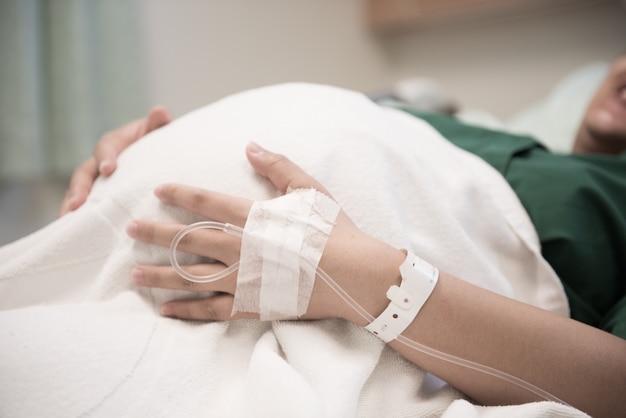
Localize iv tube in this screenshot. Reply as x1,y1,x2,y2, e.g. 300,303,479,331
169,221,570,406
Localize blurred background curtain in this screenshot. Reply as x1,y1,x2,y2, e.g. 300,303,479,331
0,0,148,180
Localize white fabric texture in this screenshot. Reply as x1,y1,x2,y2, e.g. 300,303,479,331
0,83,584,417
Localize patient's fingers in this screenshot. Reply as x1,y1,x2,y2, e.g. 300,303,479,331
132,264,237,293
94,106,172,176
245,143,357,228
245,142,333,197
160,294,257,321
58,157,99,217
154,184,252,227
127,220,241,265
158,279,348,321
59,107,172,217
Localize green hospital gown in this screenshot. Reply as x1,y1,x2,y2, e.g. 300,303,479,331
403,110,626,339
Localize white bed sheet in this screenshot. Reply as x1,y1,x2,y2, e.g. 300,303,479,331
0,83,584,417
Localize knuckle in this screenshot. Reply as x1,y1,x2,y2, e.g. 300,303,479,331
177,274,198,290
189,189,208,208
137,223,155,241
201,299,224,320
95,132,114,152
177,231,195,248
267,153,290,172
267,154,297,192
71,158,97,185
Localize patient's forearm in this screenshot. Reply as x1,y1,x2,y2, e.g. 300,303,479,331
376,272,626,417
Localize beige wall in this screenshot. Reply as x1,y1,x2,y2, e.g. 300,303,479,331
139,0,626,120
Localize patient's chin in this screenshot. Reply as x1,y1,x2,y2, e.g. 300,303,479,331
576,112,626,154
587,128,626,154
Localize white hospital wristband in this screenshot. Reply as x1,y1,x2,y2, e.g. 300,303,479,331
365,251,439,342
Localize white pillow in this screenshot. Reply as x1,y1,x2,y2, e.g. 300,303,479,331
456,62,609,153
506,62,609,153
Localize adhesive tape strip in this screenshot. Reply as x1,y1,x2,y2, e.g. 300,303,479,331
233,189,340,320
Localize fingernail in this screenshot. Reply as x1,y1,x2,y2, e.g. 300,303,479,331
161,304,174,317
126,222,139,238
131,268,144,285
247,142,265,154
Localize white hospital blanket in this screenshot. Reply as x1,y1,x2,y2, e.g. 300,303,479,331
0,84,584,417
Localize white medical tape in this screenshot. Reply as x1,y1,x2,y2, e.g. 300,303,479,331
233,188,340,320
365,250,439,342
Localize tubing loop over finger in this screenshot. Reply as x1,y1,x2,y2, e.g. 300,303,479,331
169,221,243,283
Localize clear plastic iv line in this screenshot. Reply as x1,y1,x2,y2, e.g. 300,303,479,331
169,221,242,283
169,221,570,407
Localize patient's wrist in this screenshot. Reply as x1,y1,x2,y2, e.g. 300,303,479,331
337,243,405,327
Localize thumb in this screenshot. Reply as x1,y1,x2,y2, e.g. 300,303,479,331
245,142,332,197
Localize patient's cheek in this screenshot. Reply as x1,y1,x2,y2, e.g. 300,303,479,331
583,72,626,147
577,98,626,154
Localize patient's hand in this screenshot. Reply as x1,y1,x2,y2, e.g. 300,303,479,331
127,143,404,324
58,106,172,217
